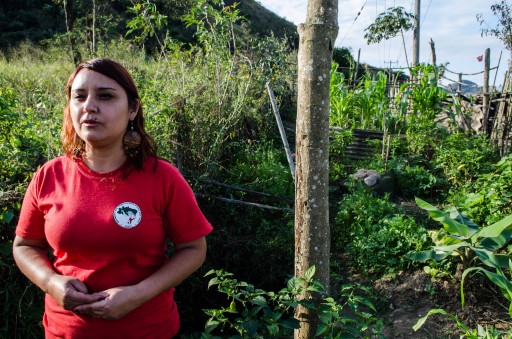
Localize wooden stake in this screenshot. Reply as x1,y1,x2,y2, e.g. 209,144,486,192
266,82,296,182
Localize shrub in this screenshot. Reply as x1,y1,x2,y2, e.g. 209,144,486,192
449,155,512,226
432,132,498,191
350,214,430,274
334,186,398,249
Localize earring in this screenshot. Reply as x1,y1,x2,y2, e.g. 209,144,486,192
123,120,141,156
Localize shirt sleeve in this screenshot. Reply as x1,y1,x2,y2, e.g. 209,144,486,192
162,164,213,243
16,170,46,240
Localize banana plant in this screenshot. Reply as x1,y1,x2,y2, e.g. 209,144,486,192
407,198,512,317
405,198,512,271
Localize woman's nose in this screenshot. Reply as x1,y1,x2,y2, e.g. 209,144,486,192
82,97,97,113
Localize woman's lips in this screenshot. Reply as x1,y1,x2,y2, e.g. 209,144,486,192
82,119,99,126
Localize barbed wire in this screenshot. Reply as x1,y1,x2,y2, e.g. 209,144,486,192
439,74,481,88
443,66,498,76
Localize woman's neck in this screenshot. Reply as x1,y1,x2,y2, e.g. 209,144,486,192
82,146,127,173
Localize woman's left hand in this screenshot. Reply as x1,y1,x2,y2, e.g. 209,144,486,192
73,286,141,320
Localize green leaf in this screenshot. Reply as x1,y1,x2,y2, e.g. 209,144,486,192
1,210,14,224
250,296,268,307
305,266,316,280
315,324,330,336
472,248,510,269
479,230,512,250
404,249,450,262
412,308,468,331
278,318,300,330
208,277,222,289
461,266,512,314
0,240,12,257
477,215,512,239
415,198,472,237
434,242,470,253
204,319,221,333
241,319,259,336
318,313,332,325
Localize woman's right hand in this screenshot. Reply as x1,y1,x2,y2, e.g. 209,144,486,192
13,236,107,311
46,275,108,311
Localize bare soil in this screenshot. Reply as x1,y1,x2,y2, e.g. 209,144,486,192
373,270,512,338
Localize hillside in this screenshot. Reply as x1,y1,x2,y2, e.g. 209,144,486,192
0,0,298,51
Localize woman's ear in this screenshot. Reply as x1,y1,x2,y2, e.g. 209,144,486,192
129,99,140,120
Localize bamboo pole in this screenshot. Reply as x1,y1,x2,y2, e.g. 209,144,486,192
483,48,491,134
266,82,296,182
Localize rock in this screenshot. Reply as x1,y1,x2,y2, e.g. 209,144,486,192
354,168,368,180
364,174,380,186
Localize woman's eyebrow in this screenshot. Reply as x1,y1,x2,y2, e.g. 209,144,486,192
71,87,117,92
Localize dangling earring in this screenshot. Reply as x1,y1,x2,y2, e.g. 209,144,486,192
123,120,141,157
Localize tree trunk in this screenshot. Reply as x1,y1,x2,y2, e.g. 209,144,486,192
63,0,81,65
294,0,338,338
91,0,98,56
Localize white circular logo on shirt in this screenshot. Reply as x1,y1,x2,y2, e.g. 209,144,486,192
113,202,142,229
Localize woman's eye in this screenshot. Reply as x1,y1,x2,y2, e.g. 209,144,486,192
99,93,113,99
73,95,85,100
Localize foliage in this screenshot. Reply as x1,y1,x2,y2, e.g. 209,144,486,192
0,0,297,55
334,186,398,248
477,0,512,52
330,66,405,132
329,128,354,182
126,0,169,51
406,198,512,272
313,283,383,338
432,132,497,190
202,267,383,338
227,141,294,197
364,6,414,44
414,308,512,338
364,6,414,66
350,214,430,274
387,157,442,199
396,64,448,128
450,155,512,226
332,47,367,83
201,268,303,338
334,186,430,274
353,73,389,131
460,251,512,316
329,64,353,128
0,53,69,339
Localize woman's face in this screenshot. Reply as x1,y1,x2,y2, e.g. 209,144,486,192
69,69,137,150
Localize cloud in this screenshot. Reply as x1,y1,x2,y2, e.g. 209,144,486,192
257,0,508,85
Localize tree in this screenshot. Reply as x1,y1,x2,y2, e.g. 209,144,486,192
60,0,82,64
477,1,512,64
294,0,338,338
364,6,414,68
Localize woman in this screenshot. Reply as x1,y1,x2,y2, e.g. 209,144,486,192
13,58,213,338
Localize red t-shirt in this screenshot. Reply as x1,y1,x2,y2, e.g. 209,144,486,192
16,156,213,338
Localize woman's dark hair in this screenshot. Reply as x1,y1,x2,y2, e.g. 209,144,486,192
61,58,156,171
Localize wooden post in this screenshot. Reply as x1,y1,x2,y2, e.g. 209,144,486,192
458,73,462,93
429,38,436,67
266,82,296,182
353,48,361,87
412,0,421,67
483,48,491,134
491,70,510,154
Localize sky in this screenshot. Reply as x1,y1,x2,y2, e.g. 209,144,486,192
257,0,509,87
